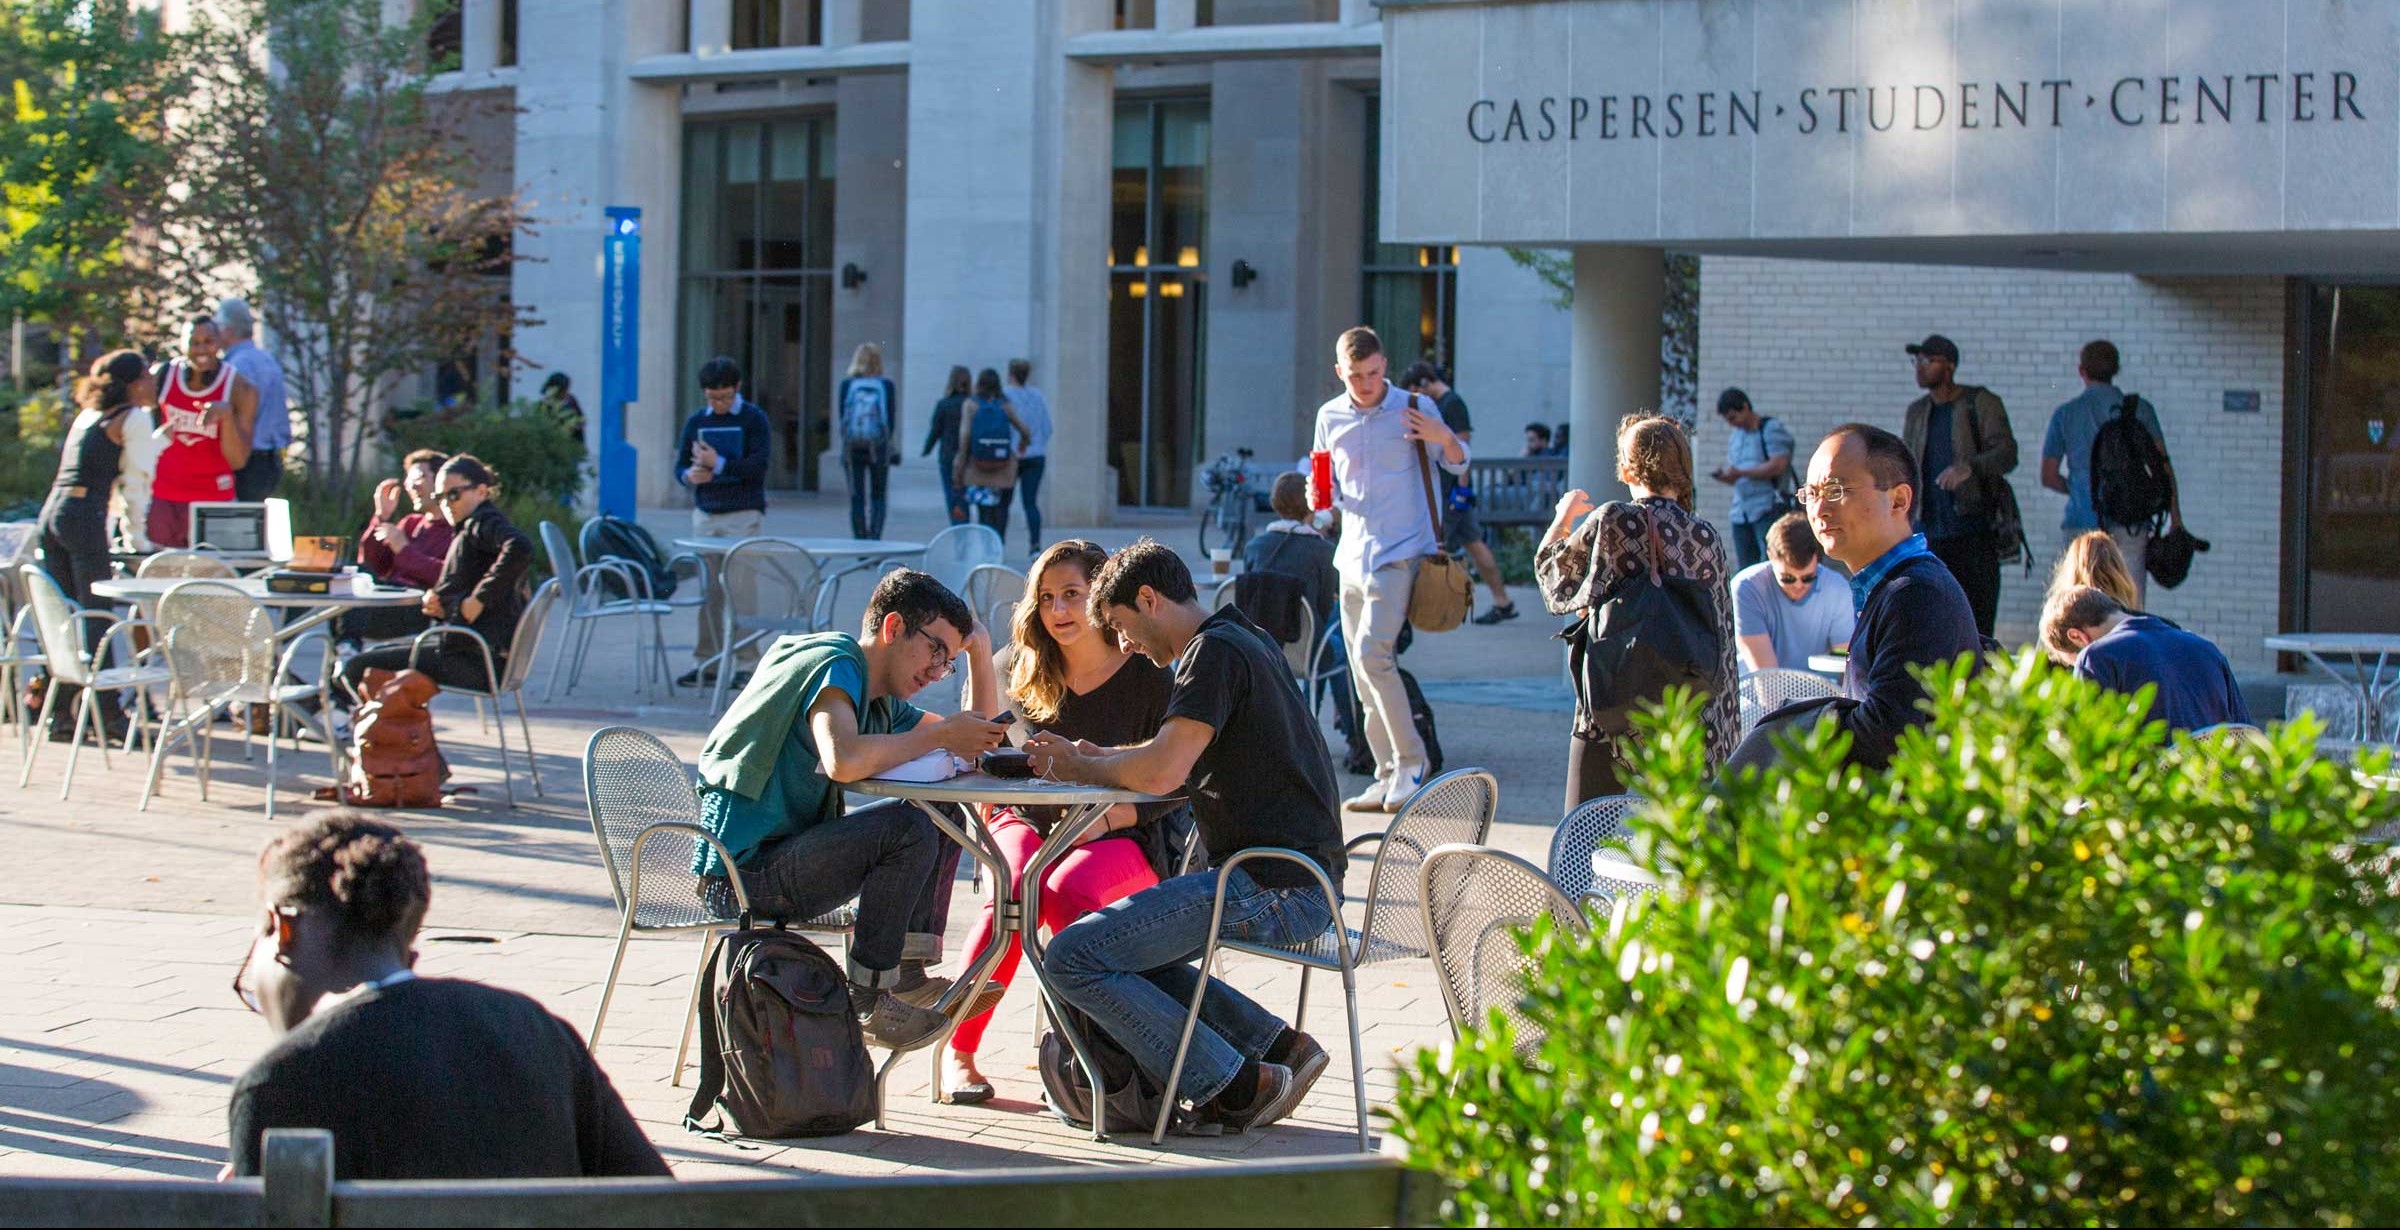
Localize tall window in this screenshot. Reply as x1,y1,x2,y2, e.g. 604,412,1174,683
679,118,838,490
733,0,823,49
1108,100,1210,507
2293,283,2400,635
1362,96,1459,375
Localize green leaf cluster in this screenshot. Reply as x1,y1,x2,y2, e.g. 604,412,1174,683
1389,652,2400,1226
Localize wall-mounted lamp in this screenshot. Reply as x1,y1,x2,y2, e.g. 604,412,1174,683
841,262,868,290
1230,259,1259,289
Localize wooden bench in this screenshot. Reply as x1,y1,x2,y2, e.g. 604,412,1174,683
2,1129,1447,1227
1463,457,1568,528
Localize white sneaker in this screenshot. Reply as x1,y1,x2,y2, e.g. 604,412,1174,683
1343,780,1390,811
1380,764,1427,813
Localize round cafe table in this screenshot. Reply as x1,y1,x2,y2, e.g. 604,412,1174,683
847,771,1173,1141
92,575,424,640
1806,653,1848,679
2263,632,2400,745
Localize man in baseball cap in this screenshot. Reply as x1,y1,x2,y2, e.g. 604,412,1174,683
1901,331,2018,639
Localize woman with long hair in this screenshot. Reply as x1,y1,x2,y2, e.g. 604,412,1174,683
36,350,155,741
2049,529,2141,611
838,343,899,539
334,454,534,718
922,365,973,525
952,367,1031,537
941,539,1181,1104
1538,413,1740,808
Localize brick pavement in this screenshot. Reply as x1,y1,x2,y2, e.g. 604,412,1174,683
0,470,1578,1181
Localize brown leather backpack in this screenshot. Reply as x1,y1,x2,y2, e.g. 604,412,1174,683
331,668,447,808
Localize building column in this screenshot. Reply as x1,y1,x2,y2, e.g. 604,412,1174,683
820,0,863,46
1341,0,1376,26
689,0,730,55
461,0,503,72
903,0,1114,528
1156,0,1197,32
1567,246,1663,503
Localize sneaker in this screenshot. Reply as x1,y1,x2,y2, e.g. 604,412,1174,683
1196,1063,1295,1135
1473,602,1519,626
675,665,719,689
851,986,952,1051
1271,1033,1331,1125
1380,765,1427,813
1343,781,1389,811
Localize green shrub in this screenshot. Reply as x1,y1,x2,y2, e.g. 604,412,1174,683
1389,652,2400,1226
386,397,585,508
0,389,71,519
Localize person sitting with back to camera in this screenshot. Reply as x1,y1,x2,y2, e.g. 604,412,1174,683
940,540,1195,1105
693,569,1013,1051
2040,585,2250,735
1241,472,1366,774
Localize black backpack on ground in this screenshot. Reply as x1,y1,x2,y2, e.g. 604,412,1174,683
1396,665,1445,777
581,515,680,601
685,925,876,1140
1038,1003,1184,1135
1560,509,1724,742
2089,393,2176,533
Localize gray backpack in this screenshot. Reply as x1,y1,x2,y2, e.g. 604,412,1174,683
685,926,875,1139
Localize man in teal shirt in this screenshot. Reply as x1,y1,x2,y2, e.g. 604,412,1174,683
696,570,1010,1050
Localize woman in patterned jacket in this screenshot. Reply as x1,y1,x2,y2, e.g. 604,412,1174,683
1536,414,1740,809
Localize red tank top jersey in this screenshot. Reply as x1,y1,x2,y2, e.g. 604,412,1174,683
154,360,238,503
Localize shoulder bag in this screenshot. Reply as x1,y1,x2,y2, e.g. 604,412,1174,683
1407,429,1472,632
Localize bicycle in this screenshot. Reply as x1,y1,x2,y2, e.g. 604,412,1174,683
1199,447,1257,557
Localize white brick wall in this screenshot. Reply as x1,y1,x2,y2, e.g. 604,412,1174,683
1695,258,2286,672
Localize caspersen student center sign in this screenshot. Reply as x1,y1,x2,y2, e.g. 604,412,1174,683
1382,0,2400,253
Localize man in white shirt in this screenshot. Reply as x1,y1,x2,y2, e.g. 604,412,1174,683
1312,327,1468,812
1005,358,1052,558
1731,513,1854,672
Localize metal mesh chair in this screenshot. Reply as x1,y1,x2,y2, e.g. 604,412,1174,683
582,726,854,1085
139,580,340,819
543,520,675,702
135,550,236,580
0,602,44,759
1150,768,1500,1150
708,539,830,713
920,524,1003,598
404,579,561,807
1547,793,1645,900
964,564,1026,642
1418,843,1592,1059
579,517,706,611
17,565,167,798
1736,667,1841,737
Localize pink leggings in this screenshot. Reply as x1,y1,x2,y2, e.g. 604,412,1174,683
949,808,1160,1055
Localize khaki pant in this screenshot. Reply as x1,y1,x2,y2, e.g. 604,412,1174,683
2110,527,2151,608
1339,561,1425,781
694,508,764,671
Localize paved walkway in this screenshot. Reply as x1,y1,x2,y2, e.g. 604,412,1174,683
0,461,1579,1180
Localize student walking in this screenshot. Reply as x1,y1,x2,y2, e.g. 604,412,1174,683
1004,359,1052,556
839,343,899,540
674,356,772,689
953,368,1032,538
1709,387,1797,571
1400,361,1517,624
1313,327,1469,813
923,365,972,525
1901,334,2017,638
2040,340,2181,607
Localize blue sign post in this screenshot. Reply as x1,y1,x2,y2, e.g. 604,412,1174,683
598,207,642,519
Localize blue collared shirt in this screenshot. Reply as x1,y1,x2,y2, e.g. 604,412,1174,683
1850,533,1934,618
222,338,291,450
2041,383,2163,532
1313,381,1471,576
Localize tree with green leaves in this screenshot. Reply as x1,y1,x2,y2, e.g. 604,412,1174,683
0,0,209,358
179,0,531,488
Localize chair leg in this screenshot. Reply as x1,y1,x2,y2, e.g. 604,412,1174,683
567,619,599,697
542,617,572,702
514,690,542,798
490,691,518,810
1340,962,1370,1153
1153,934,1227,1145
19,680,58,788
58,688,95,800
672,931,718,1087
262,712,279,821
1294,966,1311,1034
139,707,206,812
588,909,638,1049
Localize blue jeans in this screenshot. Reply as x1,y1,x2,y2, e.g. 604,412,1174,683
1728,518,1768,572
845,447,888,539
1045,865,1336,1105
1013,455,1046,551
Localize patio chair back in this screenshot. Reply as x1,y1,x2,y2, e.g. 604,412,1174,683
539,521,578,583
921,524,1003,597
719,538,824,640
1419,842,1591,1058
1358,768,1499,960
1547,792,1644,900
21,567,94,687
153,581,278,703
583,725,736,931
1736,667,1840,736
964,564,1026,640
136,550,235,580
492,579,562,695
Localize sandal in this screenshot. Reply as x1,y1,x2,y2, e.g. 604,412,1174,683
944,1080,996,1106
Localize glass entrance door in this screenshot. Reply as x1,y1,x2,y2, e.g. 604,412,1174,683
1107,99,1210,507
2296,283,2400,633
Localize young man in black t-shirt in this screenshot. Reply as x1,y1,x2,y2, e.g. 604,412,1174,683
1026,539,1346,1134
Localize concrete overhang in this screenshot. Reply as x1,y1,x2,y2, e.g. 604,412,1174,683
1500,230,2400,278
628,40,909,84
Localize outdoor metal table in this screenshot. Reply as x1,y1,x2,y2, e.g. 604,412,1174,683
1806,653,1848,679
92,575,425,640
2263,633,2400,744
848,772,1173,1141
671,536,928,559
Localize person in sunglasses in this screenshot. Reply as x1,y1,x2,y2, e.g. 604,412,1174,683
1731,512,1854,672
693,569,1012,1051
333,454,533,720
227,811,667,1179
1797,425,1983,768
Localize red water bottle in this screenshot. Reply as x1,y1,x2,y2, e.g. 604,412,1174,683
1309,449,1334,511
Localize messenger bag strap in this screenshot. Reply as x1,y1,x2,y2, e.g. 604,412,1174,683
683,932,731,1135
1411,396,1445,544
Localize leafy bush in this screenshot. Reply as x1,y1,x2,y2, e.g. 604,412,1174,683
1388,652,2400,1226
0,389,71,519
381,398,584,570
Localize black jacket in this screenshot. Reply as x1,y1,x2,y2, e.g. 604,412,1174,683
434,502,535,654
1839,554,1982,768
